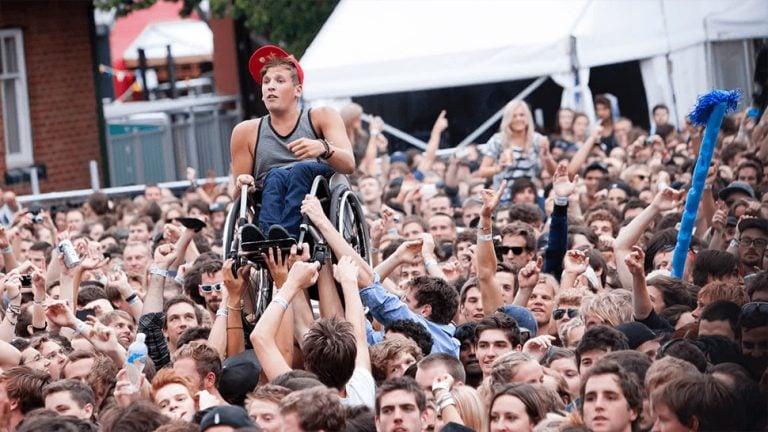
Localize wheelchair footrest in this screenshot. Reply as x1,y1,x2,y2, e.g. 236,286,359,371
240,238,297,263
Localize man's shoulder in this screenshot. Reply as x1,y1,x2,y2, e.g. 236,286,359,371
233,118,261,134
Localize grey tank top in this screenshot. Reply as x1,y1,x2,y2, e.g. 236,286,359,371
252,109,323,182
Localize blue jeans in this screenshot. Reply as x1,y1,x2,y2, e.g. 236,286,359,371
258,161,333,237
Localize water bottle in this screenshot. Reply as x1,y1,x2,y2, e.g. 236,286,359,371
125,333,148,392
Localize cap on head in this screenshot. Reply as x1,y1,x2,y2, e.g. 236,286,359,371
248,45,304,85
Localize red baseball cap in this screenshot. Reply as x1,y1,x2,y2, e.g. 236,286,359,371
248,45,304,85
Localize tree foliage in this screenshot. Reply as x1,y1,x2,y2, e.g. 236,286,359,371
95,0,339,57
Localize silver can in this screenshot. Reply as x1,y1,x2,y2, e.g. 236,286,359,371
58,240,81,269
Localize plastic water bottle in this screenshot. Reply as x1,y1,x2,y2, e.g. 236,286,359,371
125,333,148,392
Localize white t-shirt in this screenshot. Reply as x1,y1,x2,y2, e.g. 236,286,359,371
342,368,376,408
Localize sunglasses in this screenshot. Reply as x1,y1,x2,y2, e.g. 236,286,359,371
199,283,223,293
497,246,526,256
741,302,768,316
552,308,579,320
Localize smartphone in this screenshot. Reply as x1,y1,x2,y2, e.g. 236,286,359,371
20,274,32,288
75,308,96,321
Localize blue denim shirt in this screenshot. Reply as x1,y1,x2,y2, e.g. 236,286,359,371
360,281,460,357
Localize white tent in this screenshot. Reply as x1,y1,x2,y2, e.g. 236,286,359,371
302,0,768,128
123,20,213,68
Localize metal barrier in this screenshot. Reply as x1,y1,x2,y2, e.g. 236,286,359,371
104,95,241,186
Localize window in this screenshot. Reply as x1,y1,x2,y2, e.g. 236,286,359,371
0,29,33,168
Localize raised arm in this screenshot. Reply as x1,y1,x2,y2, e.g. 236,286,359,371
624,246,653,319
477,181,506,315
373,239,423,284
334,256,371,371
567,126,602,178
251,261,320,381
543,161,576,280
614,187,684,290
417,110,448,174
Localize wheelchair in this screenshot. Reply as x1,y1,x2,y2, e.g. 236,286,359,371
221,173,371,329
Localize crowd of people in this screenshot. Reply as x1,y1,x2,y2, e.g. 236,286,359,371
1,47,768,432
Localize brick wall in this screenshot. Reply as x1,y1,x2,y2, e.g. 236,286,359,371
0,0,101,194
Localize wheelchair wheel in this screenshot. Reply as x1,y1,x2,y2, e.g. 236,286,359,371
221,192,273,331
329,184,372,267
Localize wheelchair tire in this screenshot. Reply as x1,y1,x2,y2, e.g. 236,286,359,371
329,184,372,267
221,192,273,331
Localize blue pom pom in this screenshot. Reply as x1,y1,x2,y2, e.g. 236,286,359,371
688,89,741,126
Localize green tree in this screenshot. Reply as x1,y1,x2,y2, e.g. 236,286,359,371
95,0,338,57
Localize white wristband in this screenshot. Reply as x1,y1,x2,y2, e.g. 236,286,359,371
554,196,568,206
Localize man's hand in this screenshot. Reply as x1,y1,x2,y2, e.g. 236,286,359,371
421,233,437,259
285,261,321,291
89,322,123,355
518,258,541,290
264,246,289,289
235,174,255,192
552,161,577,198
563,250,589,275
431,110,448,135
163,223,182,244
2,273,21,304
395,239,424,264
45,301,77,329
107,270,134,300
523,335,556,362
711,201,728,232
287,138,325,160
624,246,645,278
152,243,177,270
223,258,250,298
333,255,359,286
479,180,507,219
301,195,330,227
651,187,685,212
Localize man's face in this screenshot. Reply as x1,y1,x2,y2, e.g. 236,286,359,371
128,223,150,243
376,389,426,432
460,287,484,322
512,187,536,205
63,358,94,381
144,186,162,202
107,316,136,348
427,197,451,218
652,402,689,432
66,211,85,233
498,272,516,304
359,178,382,204
28,250,46,272
415,364,451,398
501,234,532,267
653,108,670,126
385,352,417,380
398,264,425,292
458,338,481,378
698,319,735,340
462,204,481,228
123,245,149,274
476,329,514,377
590,220,613,237
173,357,203,390
428,214,455,242
607,188,628,210
39,340,67,380
199,271,224,313
45,391,92,420
596,103,611,122
248,399,283,432
527,281,555,327
155,383,196,422
402,286,428,319
741,325,768,376
262,65,301,109
402,222,425,241
582,373,637,432
165,302,199,347
738,167,759,190
739,228,768,268
578,349,608,375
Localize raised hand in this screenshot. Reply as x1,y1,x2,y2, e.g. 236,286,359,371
711,201,728,232
45,301,77,329
518,257,542,290
624,245,645,278
264,246,288,289
152,243,177,270
480,180,507,219
431,110,449,135
552,161,578,198
523,335,556,362
651,187,685,212
333,255,359,286
286,261,321,290
563,249,589,275
163,223,182,244
223,258,250,297
300,195,329,226
395,239,424,264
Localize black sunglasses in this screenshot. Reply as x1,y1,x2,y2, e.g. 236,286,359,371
741,302,768,316
497,246,526,256
552,308,579,320
199,283,223,293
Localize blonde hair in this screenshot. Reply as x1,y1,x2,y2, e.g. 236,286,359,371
490,351,537,387
451,385,487,432
555,288,587,308
645,356,700,394
370,337,423,383
560,317,585,347
500,100,535,154
579,290,633,327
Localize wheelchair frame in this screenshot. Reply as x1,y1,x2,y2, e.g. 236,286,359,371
221,173,371,329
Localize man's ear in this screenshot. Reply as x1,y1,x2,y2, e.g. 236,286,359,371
204,371,216,391
515,344,523,352
420,304,432,319
83,403,94,418
8,399,18,412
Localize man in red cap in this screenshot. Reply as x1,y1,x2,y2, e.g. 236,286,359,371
231,45,355,240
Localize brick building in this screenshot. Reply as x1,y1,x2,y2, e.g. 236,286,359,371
0,0,103,194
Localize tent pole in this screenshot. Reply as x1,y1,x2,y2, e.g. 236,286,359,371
455,76,548,149
360,114,429,149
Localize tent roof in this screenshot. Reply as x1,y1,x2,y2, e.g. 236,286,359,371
300,0,768,100
123,20,212,65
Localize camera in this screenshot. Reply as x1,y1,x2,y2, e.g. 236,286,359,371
644,137,654,146
20,274,32,288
